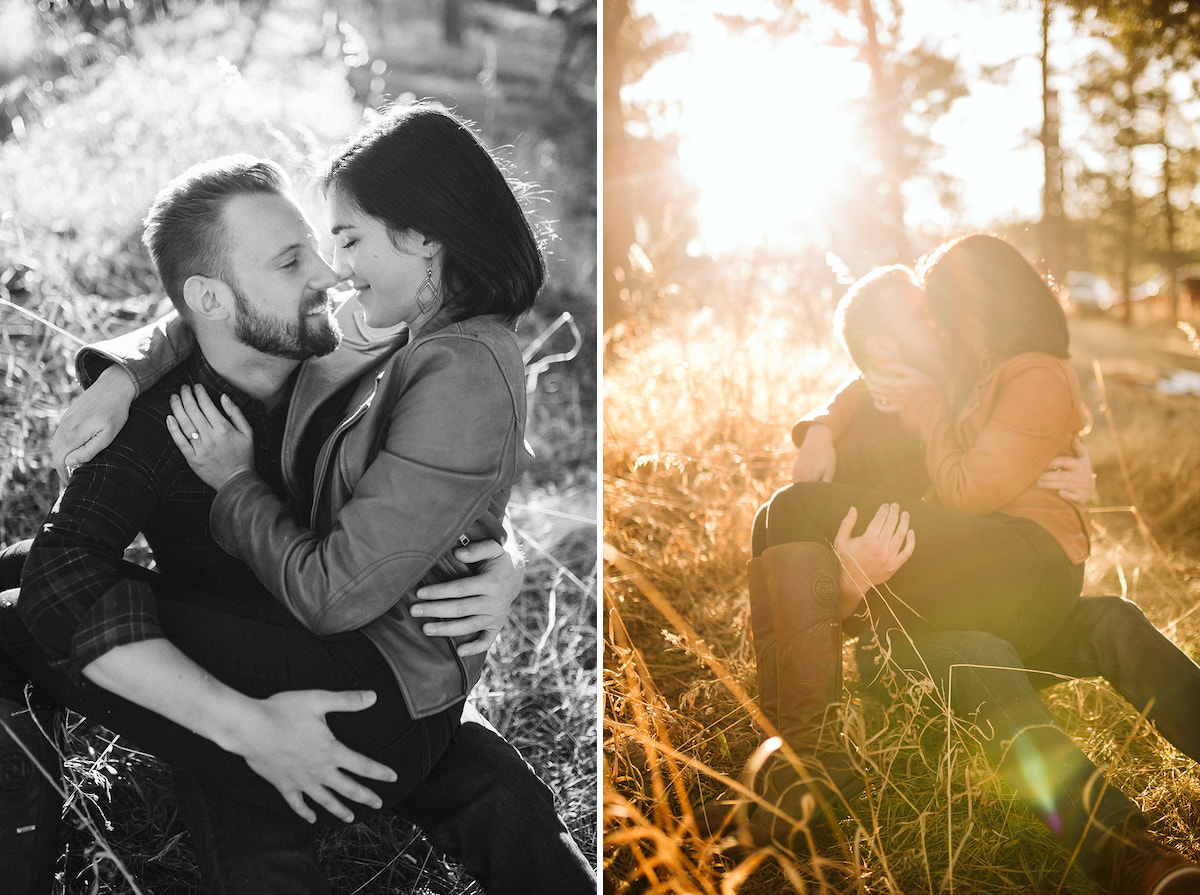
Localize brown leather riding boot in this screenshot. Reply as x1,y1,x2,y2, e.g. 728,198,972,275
764,541,842,749
744,541,859,851
746,556,777,729
0,699,63,895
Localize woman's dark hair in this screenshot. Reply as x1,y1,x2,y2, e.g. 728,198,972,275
917,233,1069,388
322,103,545,323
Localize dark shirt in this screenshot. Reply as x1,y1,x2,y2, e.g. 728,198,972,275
18,351,293,681
833,406,931,498
792,378,932,498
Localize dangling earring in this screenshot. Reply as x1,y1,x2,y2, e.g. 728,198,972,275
415,256,438,313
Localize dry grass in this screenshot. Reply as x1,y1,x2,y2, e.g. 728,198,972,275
603,294,1200,894
1,3,596,891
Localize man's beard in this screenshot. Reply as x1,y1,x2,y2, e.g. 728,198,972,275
232,287,341,360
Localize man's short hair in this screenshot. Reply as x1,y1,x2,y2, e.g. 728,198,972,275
142,155,288,315
833,265,919,370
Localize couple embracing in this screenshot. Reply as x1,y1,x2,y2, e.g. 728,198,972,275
0,104,594,894
717,234,1200,895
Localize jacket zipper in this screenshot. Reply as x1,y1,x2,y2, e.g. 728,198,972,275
308,371,383,529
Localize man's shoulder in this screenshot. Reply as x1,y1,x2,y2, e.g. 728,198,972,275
105,362,196,462
130,361,196,418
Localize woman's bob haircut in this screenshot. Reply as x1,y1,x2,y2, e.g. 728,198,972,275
322,103,545,324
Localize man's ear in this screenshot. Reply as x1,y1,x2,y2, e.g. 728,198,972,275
864,333,901,366
182,275,233,321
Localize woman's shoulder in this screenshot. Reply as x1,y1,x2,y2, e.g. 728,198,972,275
409,315,522,367
990,353,1081,410
995,352,1076,383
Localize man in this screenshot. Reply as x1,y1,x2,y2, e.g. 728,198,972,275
769,265,1200,893
0,155,592,894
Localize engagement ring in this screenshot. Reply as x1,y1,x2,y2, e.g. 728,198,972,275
189,432,200,441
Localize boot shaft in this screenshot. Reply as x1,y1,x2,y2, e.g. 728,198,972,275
0,699,64,895
761,543,843,748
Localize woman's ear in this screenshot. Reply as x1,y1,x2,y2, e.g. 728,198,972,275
390,228,439,256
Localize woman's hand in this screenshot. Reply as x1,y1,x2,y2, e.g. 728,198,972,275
166,384,255,490
51,365,137,479
834,503,916,617
864,362,935,413
1036,436,1096,507
792,423,837,483
412,539,523,656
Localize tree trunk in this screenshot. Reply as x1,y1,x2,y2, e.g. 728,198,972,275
1161,84,1179,321
443,0,465,47
602,0,633,327
859,0,909,260
1039,0,1063,277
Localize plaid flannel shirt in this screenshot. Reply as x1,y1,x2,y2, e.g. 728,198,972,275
18,351,291,682
792,377,932,498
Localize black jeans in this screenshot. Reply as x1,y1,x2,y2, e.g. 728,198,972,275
856,594,1200,880
0,541,595,894
753,482,1084,656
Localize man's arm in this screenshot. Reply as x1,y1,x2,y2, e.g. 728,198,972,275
411,531,525,656
84,639,392,824
22,411,395,820
1036,436,1096,507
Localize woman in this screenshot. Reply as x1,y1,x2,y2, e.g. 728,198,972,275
6,106,591,894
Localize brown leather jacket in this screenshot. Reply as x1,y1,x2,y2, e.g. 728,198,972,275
78,302,531,718
897,353,1090,563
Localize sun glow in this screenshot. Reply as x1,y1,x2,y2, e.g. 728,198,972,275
633,19,868,255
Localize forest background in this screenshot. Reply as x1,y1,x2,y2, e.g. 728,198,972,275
604,1,1200,893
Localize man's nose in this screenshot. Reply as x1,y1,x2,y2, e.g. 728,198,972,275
313,255,341,290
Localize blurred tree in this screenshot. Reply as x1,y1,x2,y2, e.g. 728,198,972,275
443,0,465,46
1059,0,1200,321
602,0,691,327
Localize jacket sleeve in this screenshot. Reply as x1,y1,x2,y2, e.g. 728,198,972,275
791,376,869,447
207,336,522,635
898,358,1078,516
76,312,195,394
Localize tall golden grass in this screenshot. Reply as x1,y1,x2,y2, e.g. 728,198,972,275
603,298,1200,894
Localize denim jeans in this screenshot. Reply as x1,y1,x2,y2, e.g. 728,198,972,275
856,595,1200,880
754,482,1084,656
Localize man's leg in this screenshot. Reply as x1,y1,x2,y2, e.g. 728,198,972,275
860,628,1141,881
393,702,595,895
1022,595,1200,763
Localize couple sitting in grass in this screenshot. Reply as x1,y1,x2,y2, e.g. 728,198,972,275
713,234,1200,895
0,105,594,894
